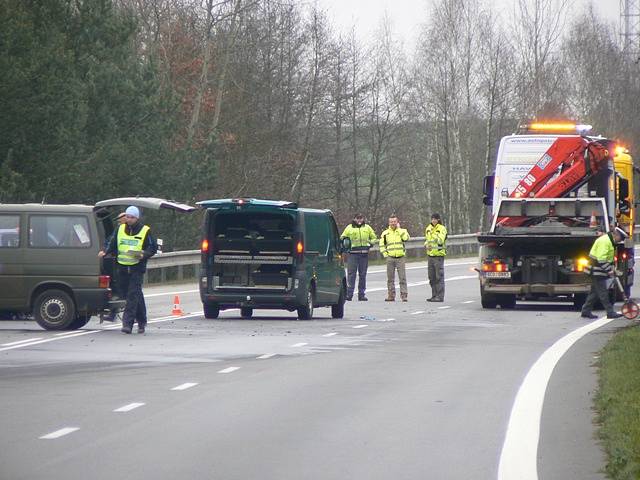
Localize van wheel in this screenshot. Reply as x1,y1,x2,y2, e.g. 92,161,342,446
68,314,91,330
204,303,219,319
34,290,76,330
297,288,315,320
331,286,346,319
240,307,253,319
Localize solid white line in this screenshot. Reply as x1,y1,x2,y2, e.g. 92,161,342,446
171,382,198,391
145,289,198,298
438,306,451,310
367,260,476,274
0,312,204,353
257,353,277,359
462,300,475,304
411,311,425,315
322,332,338,337
352,325,368,329
367,275,476,293
114,402,145,413
218,367,240,374
291,342,308,347
1,337,43,346
54,331,78,336
498,315,615,480
39,427,79,439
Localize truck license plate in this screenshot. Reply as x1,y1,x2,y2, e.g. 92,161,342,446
484,272,511,279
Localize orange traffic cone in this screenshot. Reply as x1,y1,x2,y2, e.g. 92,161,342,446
172,295,184,316
589,211,598,228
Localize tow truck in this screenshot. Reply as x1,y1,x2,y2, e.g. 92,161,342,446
478,122,635,309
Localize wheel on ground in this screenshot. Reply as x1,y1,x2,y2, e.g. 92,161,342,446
34,289,76,330
297,287,315,320
68,314,91,330
331,285,346,319
499,294,516,309
240,307,253,319
480,286,498,309
573,294,587,311
204,302,220,319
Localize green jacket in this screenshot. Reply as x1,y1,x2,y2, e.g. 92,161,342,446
340,223,377,253
424,223,447,257
379,227,410,258
586,233,615,277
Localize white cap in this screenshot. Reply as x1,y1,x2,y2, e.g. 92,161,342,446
125,206,140,218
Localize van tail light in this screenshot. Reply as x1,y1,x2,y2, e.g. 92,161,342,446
99,275,110,289
296,241,304,254
482,259,508,272
201,239,210,253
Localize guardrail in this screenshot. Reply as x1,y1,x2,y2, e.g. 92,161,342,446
145,233,480,284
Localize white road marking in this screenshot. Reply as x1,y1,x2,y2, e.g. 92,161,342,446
322,332,338,337
437,306,451,310
257,353,277,359
498,315,616,480
114,402,145,412
1,337,43,347
0,312,204,352
368,260,476,274
411,311,425,315
367,274,476,293
462,300,475,304
39,427,79,439
55,331,78,336
291,342,308,347
145,289,198,298
352,325,368,329
218,367,240,374
171,382,198,391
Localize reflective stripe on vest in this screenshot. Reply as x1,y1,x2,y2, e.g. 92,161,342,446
117,224,150,266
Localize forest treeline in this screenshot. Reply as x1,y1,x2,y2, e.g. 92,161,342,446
1,0,639,249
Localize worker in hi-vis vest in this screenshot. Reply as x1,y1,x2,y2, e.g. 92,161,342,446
100,206,157,334
379,215,410,302
340,213,377,301
424,213,447,302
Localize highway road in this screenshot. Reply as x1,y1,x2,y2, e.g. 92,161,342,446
0,257,629,480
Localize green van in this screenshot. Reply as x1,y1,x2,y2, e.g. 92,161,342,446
0,198,193,330
198,199,347,320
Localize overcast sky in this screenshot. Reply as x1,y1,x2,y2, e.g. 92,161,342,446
318,0,622,52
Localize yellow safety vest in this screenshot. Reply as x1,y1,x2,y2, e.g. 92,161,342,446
117,224,150,266
379,228,410,258
424,223,447,257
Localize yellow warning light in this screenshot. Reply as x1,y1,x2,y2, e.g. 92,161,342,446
615,145,628,156
523,123,592,133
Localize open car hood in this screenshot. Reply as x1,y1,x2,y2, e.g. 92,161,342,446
94,197,195,213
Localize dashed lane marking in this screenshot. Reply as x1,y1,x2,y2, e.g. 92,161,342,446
39,427,79,439
462,300,475,304
171,383,198,391
437,306,451,310
352,325,368,329
114,403,145,413
322,332,338,337
411,311,425,315
257,354,277,359
291,342,308,347
218,367,240,374
1,338,43,347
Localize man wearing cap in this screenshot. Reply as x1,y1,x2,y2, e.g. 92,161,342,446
580,226,625,320
424,213,448,302
100,206,157,333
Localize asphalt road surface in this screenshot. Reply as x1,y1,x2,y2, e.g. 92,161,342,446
0,257,631,480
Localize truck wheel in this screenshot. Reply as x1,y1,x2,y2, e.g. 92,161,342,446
499,295,516,309
240,307,253,319
331,286,346,319
480,286,498,309
297,287,315,320
204,302,220,319
68,314,91,330
34,289,76,330
573,294,587,311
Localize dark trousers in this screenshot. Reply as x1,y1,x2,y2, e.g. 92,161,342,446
347,253,369,298
428,256,445,300
118,266,147,328
581,276,614,316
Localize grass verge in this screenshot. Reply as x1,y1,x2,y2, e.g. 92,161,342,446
596,325,640,479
